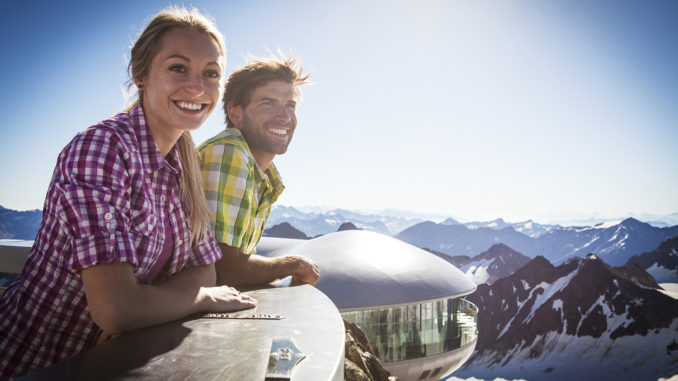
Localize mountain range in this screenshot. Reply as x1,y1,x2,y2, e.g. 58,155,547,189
0,206,42,240
397,218,678,266
266,205,415,236
453,255,678,381
268,206,569,238
242,206,678,270
447,217,561,238
3,204,678,269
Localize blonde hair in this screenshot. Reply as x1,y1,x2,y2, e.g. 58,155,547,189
128,7,225,244
224,53,311,128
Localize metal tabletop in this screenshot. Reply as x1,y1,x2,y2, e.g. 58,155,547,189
20,285,345,381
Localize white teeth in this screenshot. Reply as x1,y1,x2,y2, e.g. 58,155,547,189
176,101,202,111
268,128,287,136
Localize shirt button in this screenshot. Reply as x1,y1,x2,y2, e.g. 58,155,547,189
177,239,183,246
104,213,113,220
169,203,174,210
160,195,166,203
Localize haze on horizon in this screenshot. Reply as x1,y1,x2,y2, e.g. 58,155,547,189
1,0,676,224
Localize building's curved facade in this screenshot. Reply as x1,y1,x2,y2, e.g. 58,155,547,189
257,230,478,381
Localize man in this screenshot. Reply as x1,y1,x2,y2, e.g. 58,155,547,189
198,56,319,286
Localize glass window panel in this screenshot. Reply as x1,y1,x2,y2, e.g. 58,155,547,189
339,298,478,363
392,306,405,324
341,310,361,324
421,301,432,320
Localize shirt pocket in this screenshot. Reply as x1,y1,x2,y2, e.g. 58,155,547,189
129,201,161,273
130,204,158,236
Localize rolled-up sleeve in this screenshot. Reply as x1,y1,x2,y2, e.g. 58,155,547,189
189,228,222,267
54,128,140,272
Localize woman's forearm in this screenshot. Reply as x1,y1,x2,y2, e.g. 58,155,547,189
82,262,255,335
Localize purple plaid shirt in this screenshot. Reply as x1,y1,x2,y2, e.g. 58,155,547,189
0,105,222,379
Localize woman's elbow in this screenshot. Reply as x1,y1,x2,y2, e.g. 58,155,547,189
88,303,133,335
81,262,142,334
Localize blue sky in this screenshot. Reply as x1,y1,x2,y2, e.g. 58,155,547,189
1,0,677,224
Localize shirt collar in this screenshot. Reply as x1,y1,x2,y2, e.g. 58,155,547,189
129,105,182,175
265,162,285,202
225,128,284,188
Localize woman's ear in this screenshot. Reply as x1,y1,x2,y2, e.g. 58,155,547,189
135,76,145,90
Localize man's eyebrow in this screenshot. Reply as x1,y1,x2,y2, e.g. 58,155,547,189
257,97,278,102
256,96,296,103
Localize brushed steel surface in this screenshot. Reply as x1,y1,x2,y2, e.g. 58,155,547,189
20,285,345,381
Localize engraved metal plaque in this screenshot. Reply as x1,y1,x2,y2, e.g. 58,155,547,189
201,312,285,320
265,337,306,380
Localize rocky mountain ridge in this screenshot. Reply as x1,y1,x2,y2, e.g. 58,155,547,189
627,236,678,283
455,255,678,381
451,243,531,285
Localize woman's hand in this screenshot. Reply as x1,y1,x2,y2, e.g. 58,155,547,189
198,285,257,312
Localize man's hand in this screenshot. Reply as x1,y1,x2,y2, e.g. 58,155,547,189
286,255,320,286
215,243,319,287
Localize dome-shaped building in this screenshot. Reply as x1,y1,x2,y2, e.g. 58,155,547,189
257,230,478,381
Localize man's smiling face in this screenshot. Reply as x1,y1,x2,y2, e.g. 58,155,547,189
231,80,298,164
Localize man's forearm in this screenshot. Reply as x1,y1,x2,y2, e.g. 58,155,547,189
214,246,291,286
215,243,319,287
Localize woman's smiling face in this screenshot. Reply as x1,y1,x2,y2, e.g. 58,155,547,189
141,27,224,140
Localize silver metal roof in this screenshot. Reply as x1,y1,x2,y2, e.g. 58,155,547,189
257,230,476,310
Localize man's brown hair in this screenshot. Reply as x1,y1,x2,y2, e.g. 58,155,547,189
224,54,311,127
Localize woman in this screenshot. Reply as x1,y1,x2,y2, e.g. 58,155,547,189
0,8,255,379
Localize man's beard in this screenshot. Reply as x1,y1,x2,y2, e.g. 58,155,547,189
240,116,294,155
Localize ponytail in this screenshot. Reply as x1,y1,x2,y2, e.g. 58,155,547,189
177,132,210,244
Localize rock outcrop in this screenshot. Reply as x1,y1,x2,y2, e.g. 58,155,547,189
263,222,309,239
337,222,360,231
344,320,391,381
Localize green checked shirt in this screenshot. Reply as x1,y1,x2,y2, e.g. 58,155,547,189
198,128,284,254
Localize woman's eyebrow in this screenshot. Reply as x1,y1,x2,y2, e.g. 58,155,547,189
163,54,190,61
163,54,220,67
